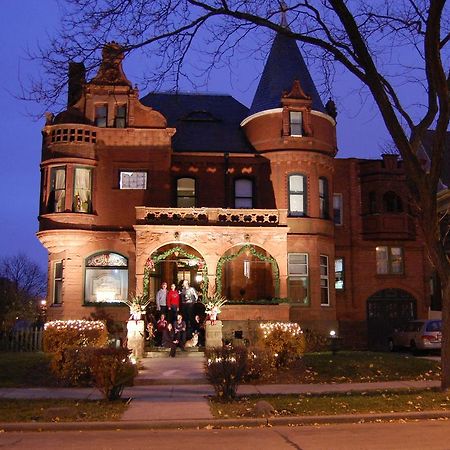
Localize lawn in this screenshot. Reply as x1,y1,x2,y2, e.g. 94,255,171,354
0,352,58,387
210,389,450,418
247,351,441,384
0,399,128,422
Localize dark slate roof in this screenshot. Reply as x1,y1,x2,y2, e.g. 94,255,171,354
140,92,253,153
250,33,325,115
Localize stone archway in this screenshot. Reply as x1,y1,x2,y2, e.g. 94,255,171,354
216,243,280,301
143,244,208,301
367,288,417,350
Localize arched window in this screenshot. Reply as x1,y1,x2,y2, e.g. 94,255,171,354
288,174,307,217
383,191,403,213
234,178,253,208
177,178,196,207
85,252,128,303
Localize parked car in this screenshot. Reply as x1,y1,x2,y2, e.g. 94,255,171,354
388,320,442,354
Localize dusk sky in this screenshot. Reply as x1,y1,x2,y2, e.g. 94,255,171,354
1,1,412,271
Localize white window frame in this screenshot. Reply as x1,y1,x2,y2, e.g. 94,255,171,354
288,253,309,305
53,261,63,305
335,257,344,290
320,255,330,306
290,111,303,136
119,171,148,190
288,174,307,217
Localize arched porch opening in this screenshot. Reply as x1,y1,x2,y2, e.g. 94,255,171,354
367,288,417,350
143,244,208,301
216,244,279,302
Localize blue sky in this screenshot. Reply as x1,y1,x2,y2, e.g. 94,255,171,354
0,1,400,271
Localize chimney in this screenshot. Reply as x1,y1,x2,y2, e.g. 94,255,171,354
67,62,86,107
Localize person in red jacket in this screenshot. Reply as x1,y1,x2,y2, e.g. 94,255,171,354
167,283,180,323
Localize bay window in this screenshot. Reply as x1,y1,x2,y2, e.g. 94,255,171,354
320,255,330,306
73,167,92,213
288,253,309,305
288,174,307,217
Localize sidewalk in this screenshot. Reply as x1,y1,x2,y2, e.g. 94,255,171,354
0,355,444,429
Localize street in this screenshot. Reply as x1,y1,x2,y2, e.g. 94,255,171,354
1,420,449,450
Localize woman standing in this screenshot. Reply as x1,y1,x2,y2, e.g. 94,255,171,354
167,283,180,323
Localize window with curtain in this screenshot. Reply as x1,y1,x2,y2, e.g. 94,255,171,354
288,253,309,305
234,178,253,208
288,174,307,216
376,246,404,274
177,178,196,207
319,177,330,219
53,261,63,304
120,171,147,189
290,111,303,136
73,167,92,213
85,252,128,303
49,167,66,213
115,105,127,128
320,255,330,306
333,193,343,225
335,257,344,290
95,105,108,127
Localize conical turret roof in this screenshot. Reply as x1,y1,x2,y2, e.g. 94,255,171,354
249,32,325,115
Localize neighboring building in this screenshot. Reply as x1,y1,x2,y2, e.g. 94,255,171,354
37,35,432,349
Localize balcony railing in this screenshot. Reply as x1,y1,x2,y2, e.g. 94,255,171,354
361,213,416,240
44,125,97,145
136,207,287,226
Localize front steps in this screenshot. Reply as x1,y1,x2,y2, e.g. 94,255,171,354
144,346,205,358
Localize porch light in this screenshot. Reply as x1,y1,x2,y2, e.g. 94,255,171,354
195,273,203,283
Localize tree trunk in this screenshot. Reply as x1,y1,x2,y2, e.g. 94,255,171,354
441,280,450,390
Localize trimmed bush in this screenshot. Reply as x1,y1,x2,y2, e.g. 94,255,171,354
59,347,97,386
243,347,273,382
259,322,306,369
90,347,137,400
303,328,329,353
43,320,108,380
205,346,247,401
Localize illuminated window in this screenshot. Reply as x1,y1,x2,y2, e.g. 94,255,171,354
49,167,66,212
376,246,404,274
177,178,196,207
85,252,128,304
115,105,127,128
288,253,309,305
120,171,147,189
320,255,330,306
73,167,92,213
288,174,307,216
234,179,253,208
335,257,344,290
290,111,303,136
95,105,108,127
333,193,343,225
319,177,330,219
53,261,63,305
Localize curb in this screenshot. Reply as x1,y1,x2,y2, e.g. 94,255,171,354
1,410,450,432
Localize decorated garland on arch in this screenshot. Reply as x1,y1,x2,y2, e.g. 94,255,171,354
215,244,280,296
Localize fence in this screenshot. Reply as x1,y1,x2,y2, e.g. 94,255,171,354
0,327,44,352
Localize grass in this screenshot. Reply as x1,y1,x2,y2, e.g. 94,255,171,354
246,351,441,384
0,352,58,387
0,399,128,422
210,389,450,418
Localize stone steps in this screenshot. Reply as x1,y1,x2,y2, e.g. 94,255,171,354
145,347,205,358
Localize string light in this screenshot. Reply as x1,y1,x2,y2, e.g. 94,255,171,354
259,321,303,338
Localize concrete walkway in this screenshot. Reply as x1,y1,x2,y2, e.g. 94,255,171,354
0,355,442,424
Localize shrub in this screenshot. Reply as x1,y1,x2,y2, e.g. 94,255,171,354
243,346,273,382
259,322,306,369
303,328,329,353
205,346,247,401
43,320,108,380
90,347,137,400
59,347,97,386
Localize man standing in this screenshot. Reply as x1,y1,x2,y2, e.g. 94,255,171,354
181,279,198,335
156,282,168,318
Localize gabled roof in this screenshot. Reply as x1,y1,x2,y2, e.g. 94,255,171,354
249,32,325,115
140,93,253,153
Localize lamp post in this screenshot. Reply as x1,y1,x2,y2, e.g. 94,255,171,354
329,330,341,355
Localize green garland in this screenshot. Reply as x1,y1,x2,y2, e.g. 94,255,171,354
215,244,280,296
143,246,208,298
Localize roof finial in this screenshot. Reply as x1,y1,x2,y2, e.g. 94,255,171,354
279,1,288,28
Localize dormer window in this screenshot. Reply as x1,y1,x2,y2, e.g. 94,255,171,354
290,111,303,136
95,105,108,127
115,105,127,128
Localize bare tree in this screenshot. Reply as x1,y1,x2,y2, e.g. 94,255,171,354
30,0,450,386
0,254,47,329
